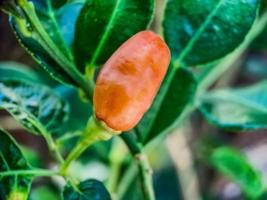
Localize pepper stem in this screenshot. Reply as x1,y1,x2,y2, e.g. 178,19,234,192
60,116,115,176
135,153,155,200
121,134,155,200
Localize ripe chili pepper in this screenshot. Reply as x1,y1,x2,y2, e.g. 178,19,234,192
94,30,171,132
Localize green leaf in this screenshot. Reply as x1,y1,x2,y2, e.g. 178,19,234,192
198,81,267,131
0,62,40,82
28,0,84,50
30,186,59,200
251,24,267,50
136,67,197,144
0,79,69,135
20,146,43,168
11,18,74,85
10,0,85,85
209,147,265,198
55,85,92,133
163,0,260,66
74,0,154,71
63,179,111,200
0,129,32,200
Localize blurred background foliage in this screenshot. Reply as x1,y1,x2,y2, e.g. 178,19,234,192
0,0,267,200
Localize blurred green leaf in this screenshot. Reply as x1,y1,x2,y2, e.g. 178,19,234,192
198,81,267,131
163,0,259,66
251,25,267,50
0,78,69,136
0,129,32,200
74,0,154,70
10,0,85,85
30,186,59,200
20,146,43,168
136,67,197,144
209,147,265,199
0,61,61,88
63,179,111,200
0,62,40,82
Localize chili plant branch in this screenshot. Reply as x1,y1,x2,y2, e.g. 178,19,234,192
60,117,115,176
43,133,64,164
121,133,156,200
0,169,58,178
26,117,64,164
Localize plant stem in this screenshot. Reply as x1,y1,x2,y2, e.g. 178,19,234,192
60,136,97,176
60,117,115,176
0,169,58,178
29,117,65,165
136,153,155,200
43,134,64,164
56,131,83,147
121,134,155,200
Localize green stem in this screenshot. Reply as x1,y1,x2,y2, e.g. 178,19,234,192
43,134,64,164
60,136,97,176
60,117,115,176
56,131,83,147
26,117,64,165
121,134,155,200
0,169,58,178
136,153,155,200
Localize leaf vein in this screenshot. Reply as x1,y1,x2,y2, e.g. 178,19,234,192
174,0,225,68
0,152,11,171
89,0,123,65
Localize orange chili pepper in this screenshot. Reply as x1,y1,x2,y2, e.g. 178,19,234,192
94,30,171,132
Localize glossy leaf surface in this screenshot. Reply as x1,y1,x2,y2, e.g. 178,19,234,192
11,0,85,85
136,67,197,144
0,79,69,135
74,0,154,70
163,0,259,66
0,62,40,82
63,179,111,200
